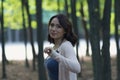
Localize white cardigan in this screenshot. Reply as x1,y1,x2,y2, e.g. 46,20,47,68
50,41,81,80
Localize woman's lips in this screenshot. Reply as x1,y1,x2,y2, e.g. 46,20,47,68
50,32,57,36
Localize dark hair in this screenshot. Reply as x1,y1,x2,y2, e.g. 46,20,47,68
48,14,78,46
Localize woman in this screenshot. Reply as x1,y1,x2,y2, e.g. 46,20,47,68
44,14,81,80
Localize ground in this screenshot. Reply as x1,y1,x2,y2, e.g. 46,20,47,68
0,56,117,80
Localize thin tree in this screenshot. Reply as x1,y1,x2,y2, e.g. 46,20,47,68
101,0,112,80
70,0,80,63
70,0,81,77
114,0,120,79
64,0,69,17
1,0,7,79
24,0,36,70
80,1,90,56
87,0,102,80
21,0,29,68
35,0,47,80
57,0,60,13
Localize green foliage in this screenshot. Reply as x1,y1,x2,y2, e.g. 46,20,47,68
3,0,22,29
1,0,36,30
31,20,37,29
110,13,115,34
42,0,64,11
29,0,36,14
0,0,116,35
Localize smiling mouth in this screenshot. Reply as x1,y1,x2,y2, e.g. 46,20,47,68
51,33,56,36
50,32,57,35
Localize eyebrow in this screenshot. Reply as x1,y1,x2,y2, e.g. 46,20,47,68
50,23,60,25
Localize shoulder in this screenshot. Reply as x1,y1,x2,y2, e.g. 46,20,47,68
60,40,73,50
59,40,76,57
62,40,72,46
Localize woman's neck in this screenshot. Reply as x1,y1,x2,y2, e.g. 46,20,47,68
54,39,64,49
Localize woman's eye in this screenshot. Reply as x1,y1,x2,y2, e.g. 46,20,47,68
50,23,54,27
49,23,62,28
56,24,62,28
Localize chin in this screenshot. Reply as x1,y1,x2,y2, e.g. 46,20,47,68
50,36,56,39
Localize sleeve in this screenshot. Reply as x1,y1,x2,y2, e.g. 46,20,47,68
50,41,81,73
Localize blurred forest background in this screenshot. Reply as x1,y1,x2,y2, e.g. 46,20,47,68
0,0,120,80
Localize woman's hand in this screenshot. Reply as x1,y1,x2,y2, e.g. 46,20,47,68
44,47,53,56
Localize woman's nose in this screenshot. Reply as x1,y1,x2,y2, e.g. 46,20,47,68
51,26,57,30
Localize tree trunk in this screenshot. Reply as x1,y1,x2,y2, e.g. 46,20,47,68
1,0,7,79
87,0,102,80
70,0,80,63
80,1,90,56
101,0,112,80
35,0,47,80
21,0,29,68
114,0,120,79
57,0,60,13
64,0,69,17
70,0,81,77
24,0,36,70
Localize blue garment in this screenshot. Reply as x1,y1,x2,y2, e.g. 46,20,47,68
45,57,58,80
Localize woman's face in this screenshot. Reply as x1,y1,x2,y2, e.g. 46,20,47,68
49,17,65,40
